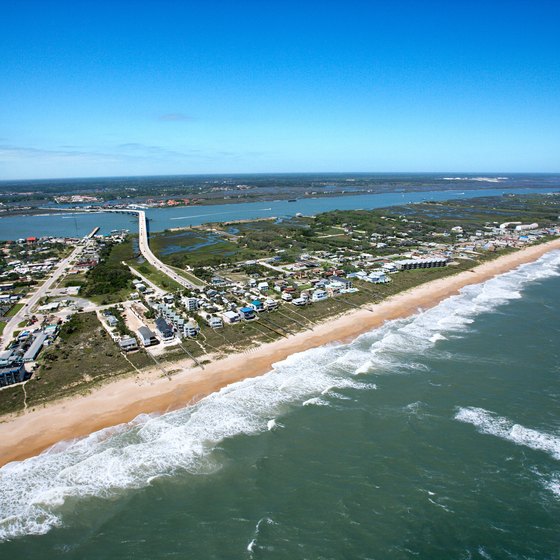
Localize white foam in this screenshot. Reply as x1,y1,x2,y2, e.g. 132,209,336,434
1,250,559,541
352,250,560,372
544,474,560,498
455,407,560,460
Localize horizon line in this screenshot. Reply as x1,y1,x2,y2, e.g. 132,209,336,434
1,170,559,184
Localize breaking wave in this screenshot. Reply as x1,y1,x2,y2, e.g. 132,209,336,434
454,407,560,460
1,250,559,541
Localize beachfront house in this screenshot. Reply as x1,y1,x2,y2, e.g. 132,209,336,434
0,363,26,387
330,276,353,289
207,316,223,329
240,307,256,320
137,326,158,347
249,300,266,313
184,319,200,337
222,310,241,324
23,332,48,363
311,289,328,302
265,298,278,311
155,317,174,341
119,336,139,352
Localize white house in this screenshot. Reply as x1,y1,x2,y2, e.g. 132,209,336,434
222,310,241,324
257,281,269,292
207,316,223,329
184,319,200,337
311,289,328,302
182,297,199,311
265,298,278,310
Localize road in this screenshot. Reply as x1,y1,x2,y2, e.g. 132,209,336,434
135,210,199,290
1,241,89,350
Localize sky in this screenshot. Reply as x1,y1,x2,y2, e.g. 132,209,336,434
1,0,559,179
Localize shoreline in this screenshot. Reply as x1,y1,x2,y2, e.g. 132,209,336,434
1,238,560,467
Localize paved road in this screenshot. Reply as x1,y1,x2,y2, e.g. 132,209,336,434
0,242,89,350
135,210,198,290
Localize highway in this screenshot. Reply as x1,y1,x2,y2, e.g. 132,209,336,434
103,209,199,290
136,210,198,290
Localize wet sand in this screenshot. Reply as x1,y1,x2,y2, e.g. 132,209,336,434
1,238,559,467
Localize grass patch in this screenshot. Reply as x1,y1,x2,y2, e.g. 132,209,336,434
129,261,184,292
5,303,24,318
0,312,137,418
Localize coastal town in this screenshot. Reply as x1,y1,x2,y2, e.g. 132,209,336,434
0,193,558,415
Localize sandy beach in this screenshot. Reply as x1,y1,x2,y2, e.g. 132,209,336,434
1,238,559,467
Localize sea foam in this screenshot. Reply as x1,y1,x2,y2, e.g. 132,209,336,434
1,250,559,541
454,407,560,460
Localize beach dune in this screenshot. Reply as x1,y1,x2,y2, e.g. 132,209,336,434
1,238,560,467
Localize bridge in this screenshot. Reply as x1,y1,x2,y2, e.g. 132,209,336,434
98,209,200,291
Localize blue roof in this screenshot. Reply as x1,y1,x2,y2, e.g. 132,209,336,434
240,307,253,313
251,300,262,306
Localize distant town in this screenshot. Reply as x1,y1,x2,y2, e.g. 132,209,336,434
0,193,559,415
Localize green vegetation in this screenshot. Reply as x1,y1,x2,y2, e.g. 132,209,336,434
0,312,152,417
83,242,134,303
129,261,183,291
5,303,24,317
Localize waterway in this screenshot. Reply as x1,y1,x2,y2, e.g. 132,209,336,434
0,187,558,240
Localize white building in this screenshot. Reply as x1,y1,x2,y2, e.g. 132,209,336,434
182,297,199,311
222,310,241,324
311,289,328,302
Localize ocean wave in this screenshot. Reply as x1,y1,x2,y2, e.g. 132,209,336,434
351,250,560,370
0,344,374,541
1,250,560,541
454,406,560,460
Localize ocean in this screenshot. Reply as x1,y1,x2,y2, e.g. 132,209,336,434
1,251,559,559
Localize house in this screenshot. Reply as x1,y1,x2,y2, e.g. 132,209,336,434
184,319,200,337
0,350,17,367
222,310,241,324
292,297,307,306
265,298,278,311
207,316,223,329
23,332,48,363
330,276,353,289
119,336,138,352
281,292,293,301
240,307,256,320
155,317,174,341
183,297,199,311
137,326,158,347
249,300,265,313
257,281,269,292
367,271,389,283
382,262,398,272
0,363,26,387
105,315,118,327
311,289,328,302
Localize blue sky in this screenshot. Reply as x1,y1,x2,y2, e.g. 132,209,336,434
1,0,559,179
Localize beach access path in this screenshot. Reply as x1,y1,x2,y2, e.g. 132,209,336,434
1,237,560,467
